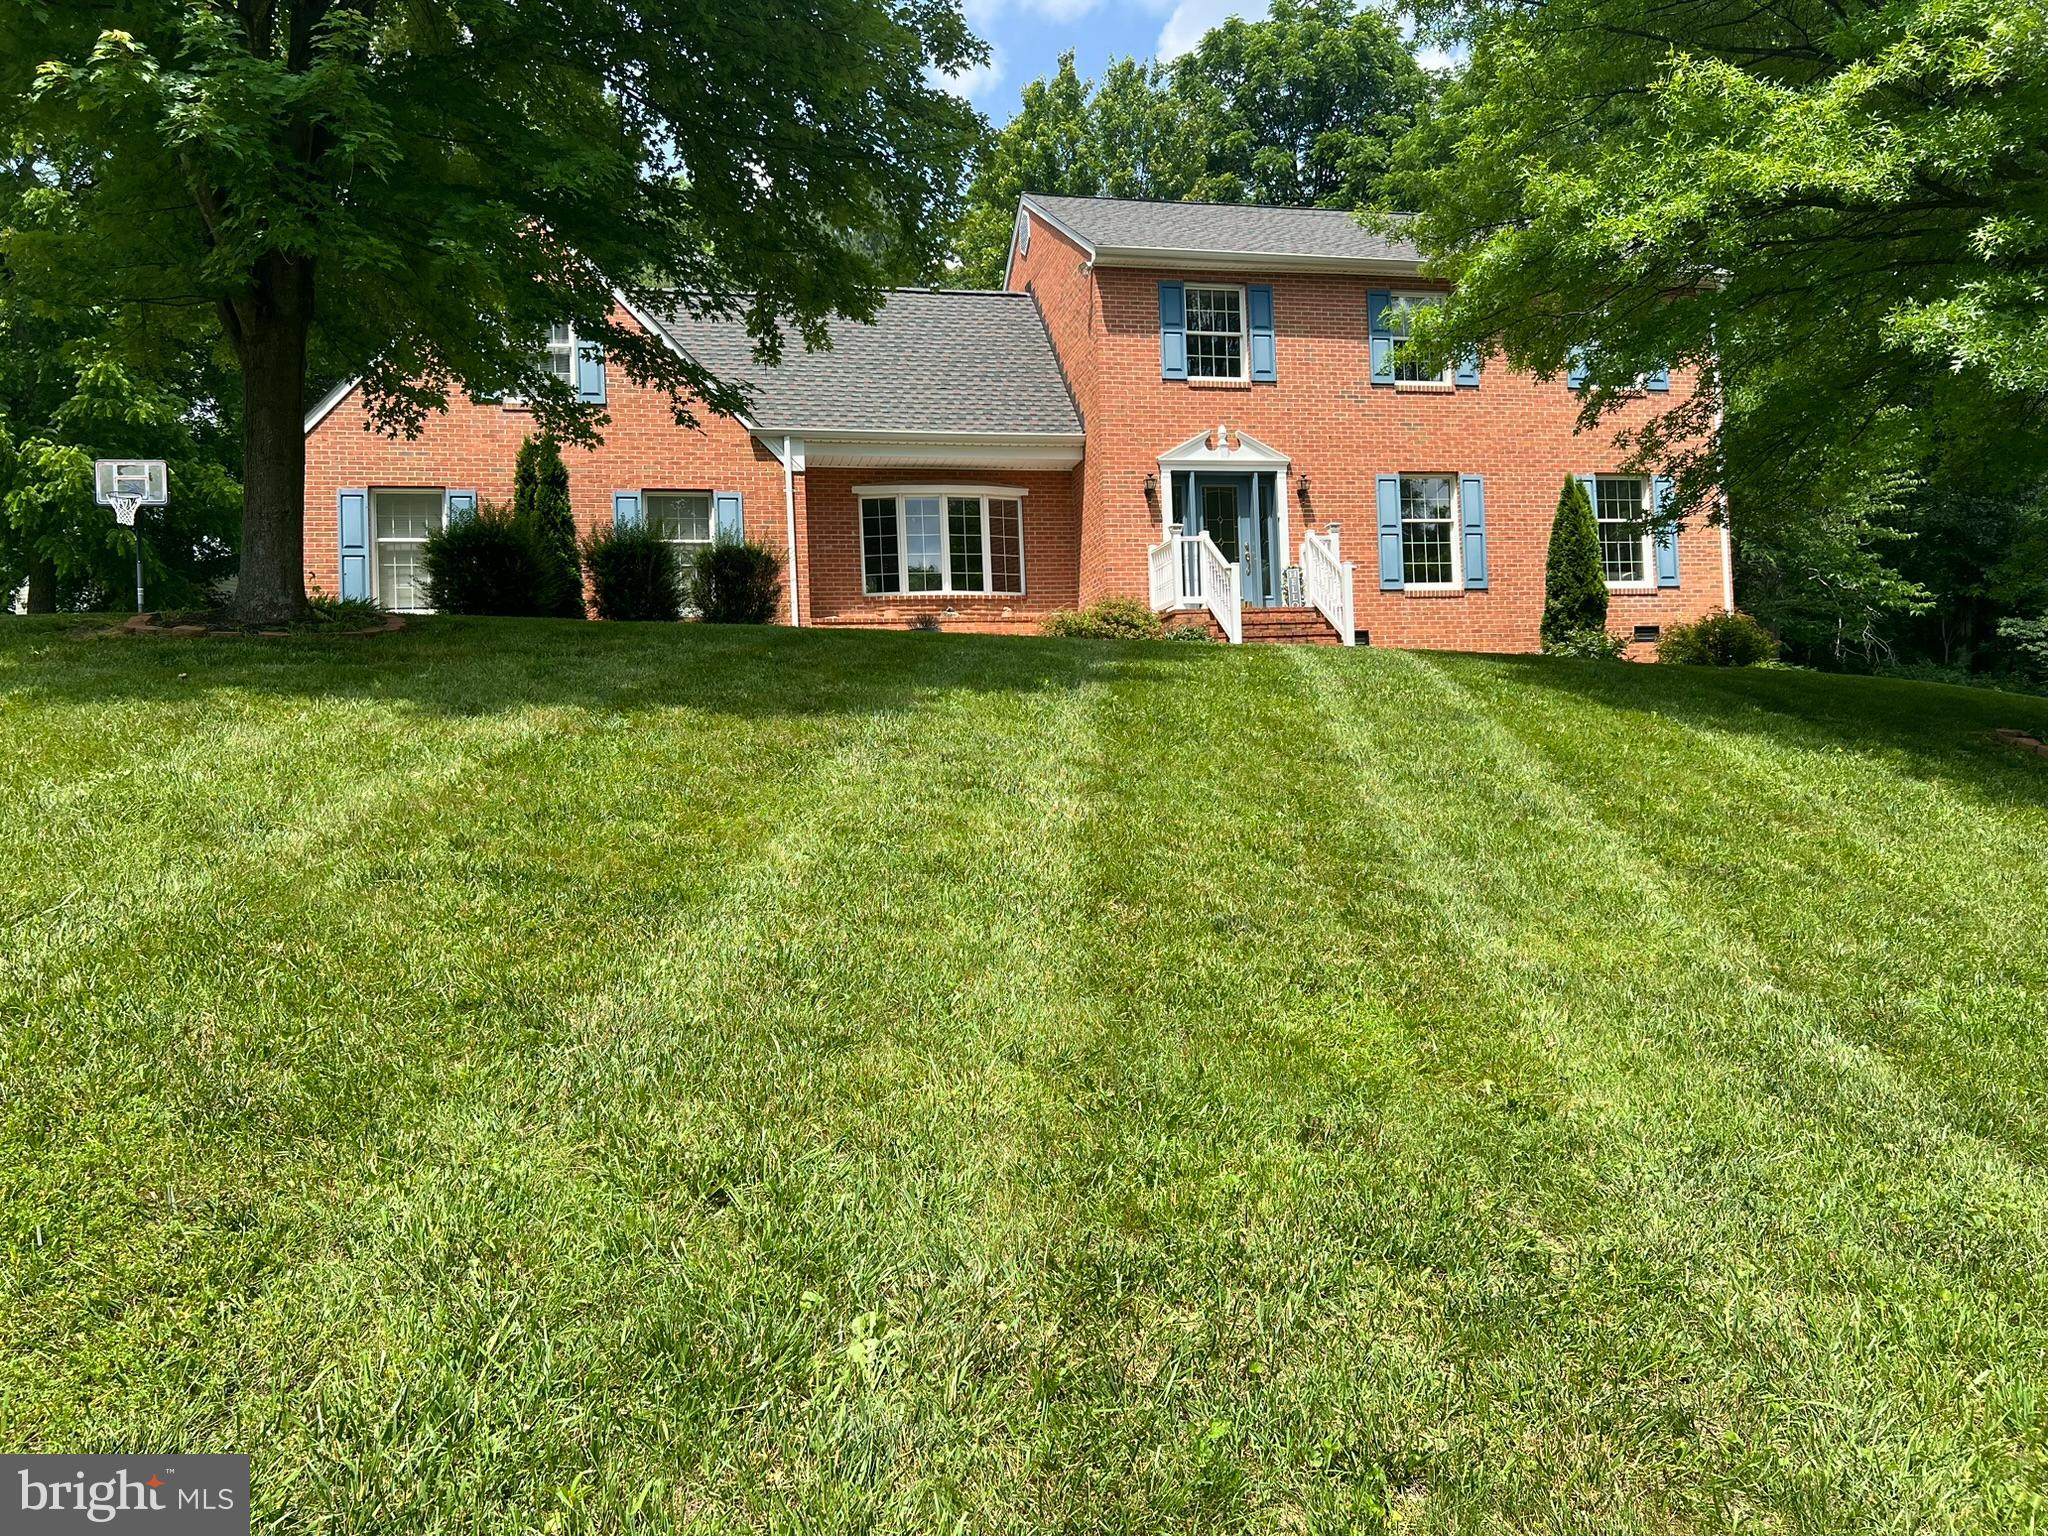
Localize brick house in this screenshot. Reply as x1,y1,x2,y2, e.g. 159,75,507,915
303,194,1732,649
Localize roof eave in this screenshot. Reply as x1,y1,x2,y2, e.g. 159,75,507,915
1088,246,1426,276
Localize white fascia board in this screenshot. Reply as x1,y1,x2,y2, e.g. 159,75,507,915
1016,197,1099,262
304,376,361,435
1091,247,1424,277
613,284,764,433
799,431,1083,471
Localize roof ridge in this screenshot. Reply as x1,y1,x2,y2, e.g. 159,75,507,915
1025,191,1417,220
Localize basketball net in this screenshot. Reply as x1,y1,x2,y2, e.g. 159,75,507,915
109,494,142,528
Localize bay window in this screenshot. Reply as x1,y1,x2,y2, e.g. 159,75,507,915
859,488,1026,597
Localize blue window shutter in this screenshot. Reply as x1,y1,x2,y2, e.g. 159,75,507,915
1248,284,1276,382
1368,290,1395,385
444,489,477,524
1577,473,1599,512
1652,475,1680,586
713,490,744,542
338,488,369,601
1460,475,1488,590
1159,282,1187,381
1376,474,1404,590
1455,348,1481,389
577,341,607,404
1645,366,1670,392
612,491,642,529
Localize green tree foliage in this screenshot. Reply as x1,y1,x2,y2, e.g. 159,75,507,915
1,0,983,621
1383,0,2048,660
953,2,1432,285
0,311,240,611
513,435,581,618
1541,477,1608,648
1171,0,1435,208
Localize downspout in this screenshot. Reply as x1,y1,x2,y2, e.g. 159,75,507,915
783,435,802,627
1711,318,1735,614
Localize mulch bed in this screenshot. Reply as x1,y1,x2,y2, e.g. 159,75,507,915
103,611,406,639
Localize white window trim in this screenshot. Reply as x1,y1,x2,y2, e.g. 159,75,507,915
369,486,446,614
1399,473,1463,593
1593,475,1658,591
1387,293,1454,386
854,485,1029,599
1183,282,1250,384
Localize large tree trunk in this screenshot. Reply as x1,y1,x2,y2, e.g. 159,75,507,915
24,558,56,614
231,251,315,624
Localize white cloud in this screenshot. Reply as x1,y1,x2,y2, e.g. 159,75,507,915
1156,0,1270,60
932,46,1008,103
1414,43,1457,70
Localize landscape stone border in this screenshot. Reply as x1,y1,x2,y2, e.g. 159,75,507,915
109,611,406,639
1993,728,2048,760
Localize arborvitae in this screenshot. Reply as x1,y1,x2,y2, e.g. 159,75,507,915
1542,475,1609,646
514,433,583,616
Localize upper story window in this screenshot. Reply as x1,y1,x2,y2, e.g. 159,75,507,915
1594,477,1652,586
544,323,577,387
1184,285,1247,381
859,488,1025,597
1386,295,1451,385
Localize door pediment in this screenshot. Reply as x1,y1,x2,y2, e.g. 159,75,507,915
1157,424,1291,468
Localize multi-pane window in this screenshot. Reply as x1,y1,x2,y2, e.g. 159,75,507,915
648,491,713,573
372,489,444,612
1184,285,1246,380
1594,477,1651,585
544,323,577,387
1386,295,1450,384
1399,474,1459,588
861,491,1025,596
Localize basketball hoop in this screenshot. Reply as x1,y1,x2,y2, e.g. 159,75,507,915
94,459,169,612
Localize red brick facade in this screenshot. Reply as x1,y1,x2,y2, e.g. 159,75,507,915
303,202,1731,651
1006,209,1729,653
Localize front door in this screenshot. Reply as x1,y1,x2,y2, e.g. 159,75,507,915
1186,472,1277,607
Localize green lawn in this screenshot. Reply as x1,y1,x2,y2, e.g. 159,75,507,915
4,617,2048,1534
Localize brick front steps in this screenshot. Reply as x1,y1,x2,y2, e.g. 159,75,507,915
1168,606,1345,645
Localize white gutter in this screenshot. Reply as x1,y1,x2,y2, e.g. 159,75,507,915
783,434,802,628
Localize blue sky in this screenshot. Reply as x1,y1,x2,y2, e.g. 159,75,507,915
946,1,1452,122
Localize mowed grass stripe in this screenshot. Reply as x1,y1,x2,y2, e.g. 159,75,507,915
225,634,1121,1532
1305,647,2045,1531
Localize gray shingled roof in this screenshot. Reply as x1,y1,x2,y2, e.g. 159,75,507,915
1023,194,1421,267
648,289,1081,438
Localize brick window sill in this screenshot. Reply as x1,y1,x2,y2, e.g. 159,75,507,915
1400,587,1468,599
1394,381,1456,394
1186,377,1254,391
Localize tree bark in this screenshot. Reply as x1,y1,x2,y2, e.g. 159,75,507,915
24,557,56,614
230,250,315,624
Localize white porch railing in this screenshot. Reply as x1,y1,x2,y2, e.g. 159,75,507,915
1300,524,1357,646
1147,526,1242,643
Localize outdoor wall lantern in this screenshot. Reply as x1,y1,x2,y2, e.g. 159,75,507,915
1144,472,1158,502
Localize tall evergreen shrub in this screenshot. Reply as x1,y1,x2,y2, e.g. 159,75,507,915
515,434,583,616
1542,476,1609,647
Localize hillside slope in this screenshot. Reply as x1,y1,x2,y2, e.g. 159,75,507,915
4,618,2046,1532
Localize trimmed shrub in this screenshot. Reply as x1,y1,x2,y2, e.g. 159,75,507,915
514,434,584,617
1165,619,1221,643
684,540,783,624
582,523,682,622
1542,476,1608,647
1543,626,1629,660
1041,597,1167,640
422,502,550,615
1658,610,1779,667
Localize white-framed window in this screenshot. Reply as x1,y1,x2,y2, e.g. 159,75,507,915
858,487,1026,597
1386,294,1452,384
372,488,445,612
1399,474,1461,589
544,323,577,387
648,491,713,570
1184,284,1247,381
1594,476,1654,587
